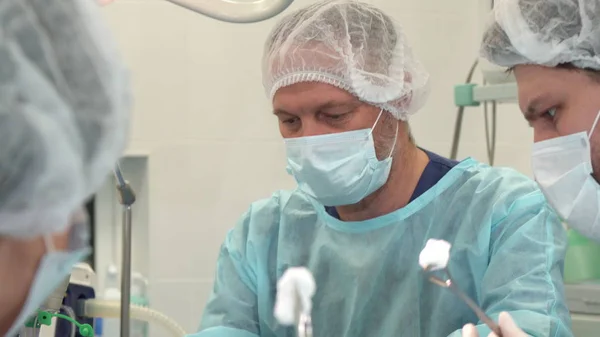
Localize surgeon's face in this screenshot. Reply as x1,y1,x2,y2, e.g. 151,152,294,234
514,64,600,175
272,82,403,159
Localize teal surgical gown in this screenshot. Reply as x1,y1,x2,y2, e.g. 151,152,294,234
191,158,572,337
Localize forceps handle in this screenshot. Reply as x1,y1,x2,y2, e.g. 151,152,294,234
448,283,503,337
297,313,312,337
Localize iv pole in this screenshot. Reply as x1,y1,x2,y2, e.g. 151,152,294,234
113,164,136,337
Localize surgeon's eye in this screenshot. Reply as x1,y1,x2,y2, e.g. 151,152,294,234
538,108,558,123
282,117,300,125
541,108,558,121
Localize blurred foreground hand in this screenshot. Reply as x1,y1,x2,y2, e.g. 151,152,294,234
462,312,528,337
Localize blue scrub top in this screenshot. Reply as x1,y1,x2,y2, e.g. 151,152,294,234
325,149,459,218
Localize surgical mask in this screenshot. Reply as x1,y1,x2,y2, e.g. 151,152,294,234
532,110,600,242
6,220,90,336
284,109,397,206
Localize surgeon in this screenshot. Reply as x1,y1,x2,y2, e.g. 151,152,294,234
0,0,130,335
481,0,600,243
194,1,572,336
460,0,600,336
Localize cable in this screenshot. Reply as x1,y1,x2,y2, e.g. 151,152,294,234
450,59,479,160
62,305,78,337
449,60,498,165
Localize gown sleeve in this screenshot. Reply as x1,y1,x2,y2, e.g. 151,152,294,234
447,191,572,337
187,206,262,337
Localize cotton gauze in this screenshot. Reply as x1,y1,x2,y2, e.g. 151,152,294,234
419,239,451,271
274,267,316,325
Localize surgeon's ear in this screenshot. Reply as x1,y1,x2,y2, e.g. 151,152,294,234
50,230,71,251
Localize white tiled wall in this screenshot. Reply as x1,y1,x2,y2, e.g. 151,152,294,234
98,0,534,334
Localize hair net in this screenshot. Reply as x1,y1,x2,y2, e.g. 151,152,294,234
481,0,600,71
262,0,430,120
0,0,131,238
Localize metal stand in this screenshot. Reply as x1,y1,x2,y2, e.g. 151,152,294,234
113,165,136,337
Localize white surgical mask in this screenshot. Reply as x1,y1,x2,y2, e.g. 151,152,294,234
6,220,90,336
531,110,600,242
284,109,398,206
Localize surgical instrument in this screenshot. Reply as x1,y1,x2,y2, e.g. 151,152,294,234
425,266,503,337
297,311,312,337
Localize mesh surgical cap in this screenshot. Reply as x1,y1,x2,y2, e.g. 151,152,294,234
262,0,430,120
481,0,600,70
0,0,130,238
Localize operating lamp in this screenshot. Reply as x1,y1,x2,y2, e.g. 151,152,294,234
100,0,293,23
164,0,294,23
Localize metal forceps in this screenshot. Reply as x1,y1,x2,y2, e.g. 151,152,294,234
425,266,503,337
297,312,313,337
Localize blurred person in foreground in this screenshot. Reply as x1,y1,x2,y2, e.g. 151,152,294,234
0,0,130,335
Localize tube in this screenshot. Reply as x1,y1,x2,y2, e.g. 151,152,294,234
61,305,78,337
82,299,187,337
